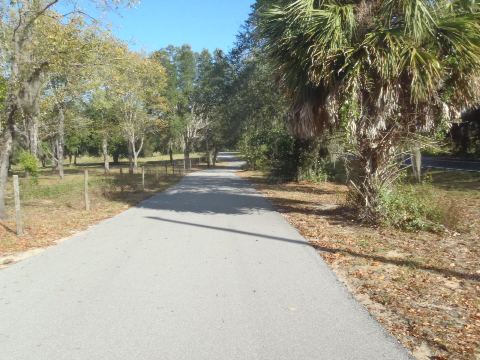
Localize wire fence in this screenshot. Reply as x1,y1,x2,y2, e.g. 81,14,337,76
6,156,208,236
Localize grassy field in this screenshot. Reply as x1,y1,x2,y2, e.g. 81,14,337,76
72,152,200,166
0,154,204,256
238,168,480,360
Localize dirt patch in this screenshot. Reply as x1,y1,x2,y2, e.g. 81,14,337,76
239,170,480,360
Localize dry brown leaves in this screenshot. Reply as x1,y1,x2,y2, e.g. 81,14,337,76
239,170,480,360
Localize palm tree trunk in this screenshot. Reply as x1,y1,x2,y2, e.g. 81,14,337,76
349,144,392,223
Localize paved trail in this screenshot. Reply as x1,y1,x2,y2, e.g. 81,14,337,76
0,154,410,360
422,156,480,172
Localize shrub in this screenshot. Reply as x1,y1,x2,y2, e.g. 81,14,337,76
18,151,39,183
299,158,348,183
379,184,460,232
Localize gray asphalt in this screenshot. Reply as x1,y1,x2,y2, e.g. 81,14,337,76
0,154,411,360
422,156,480,172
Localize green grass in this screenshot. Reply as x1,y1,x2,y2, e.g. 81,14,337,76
6,153,206,206
425,169,480,193
12,152,203,175
379,169,480,231
74,152,201,165
1,154,208,255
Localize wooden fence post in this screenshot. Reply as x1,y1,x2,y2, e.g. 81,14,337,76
84,170,90,211
13,175,23,236
165,161,168,175
142,166,145,190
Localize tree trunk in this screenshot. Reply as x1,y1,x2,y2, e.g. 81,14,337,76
184,149,190,170
169,146,174,166
19,72,42,158
183,137,191,170
129,137,143,174
212,145,218,167
348,143,394,223
74,154,77,165
133,151,139,173
128,141,134,174
206,139,212,167
57,106,65,179
102,136,110,174
113,153,119,164
56,139,64,179
69,154,72,165
411,146,422,183
51,141,58,170
26,116,39,157
0,128,13,219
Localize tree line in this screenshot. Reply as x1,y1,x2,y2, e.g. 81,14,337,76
237,0,480,223
2,0,480,225
0,0,235,219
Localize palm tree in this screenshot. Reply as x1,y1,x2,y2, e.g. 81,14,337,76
259,0,480,221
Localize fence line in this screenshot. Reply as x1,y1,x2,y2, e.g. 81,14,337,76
7,156,206,236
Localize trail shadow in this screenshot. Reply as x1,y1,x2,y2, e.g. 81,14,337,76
145,216,480,282
137,173,273,215
238,173,341,196
146,216,308,244
0,222,16,235
312,244,480,282
101,173,184,207
276,185,340,196
271,201,357,225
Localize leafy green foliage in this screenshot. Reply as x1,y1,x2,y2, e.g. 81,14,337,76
449,108,480,157
379,184,460,232
259,0,480,221
18,151,39,183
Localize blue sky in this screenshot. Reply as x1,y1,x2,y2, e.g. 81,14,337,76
65,0,255,54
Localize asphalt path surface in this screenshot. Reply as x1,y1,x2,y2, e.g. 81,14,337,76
0,153,411,359
422,156,480,172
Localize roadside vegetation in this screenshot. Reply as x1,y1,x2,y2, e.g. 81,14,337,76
1,1,480,359
0,1,232,253
232,1,480,359
0,154,204,257
239,169,480,359
0,1,232,222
